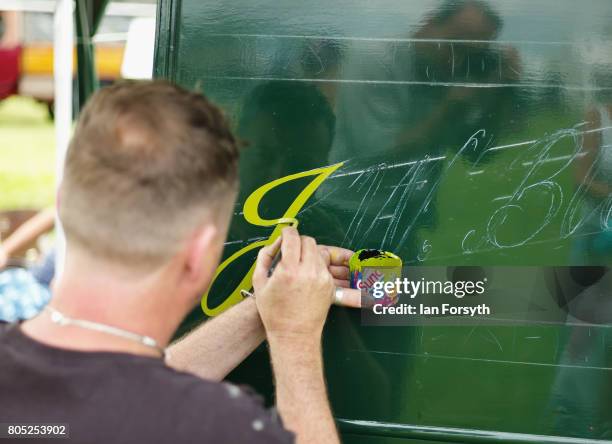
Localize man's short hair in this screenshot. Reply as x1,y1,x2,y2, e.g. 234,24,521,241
430,0,503,32
60,80,239,267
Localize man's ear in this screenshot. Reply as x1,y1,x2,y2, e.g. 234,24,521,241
183,224,219,291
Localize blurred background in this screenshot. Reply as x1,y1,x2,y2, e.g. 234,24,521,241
1,0,611,439
0,0,155,266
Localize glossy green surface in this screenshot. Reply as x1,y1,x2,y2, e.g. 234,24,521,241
75,0,105,110
155,1,612,441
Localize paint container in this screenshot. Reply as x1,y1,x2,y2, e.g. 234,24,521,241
349,249,403,306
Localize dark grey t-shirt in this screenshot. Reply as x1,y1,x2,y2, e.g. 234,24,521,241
0,322,293,444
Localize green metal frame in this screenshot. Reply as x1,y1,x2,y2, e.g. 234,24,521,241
74,0,109,111
337,419,604,444
153,0,181,80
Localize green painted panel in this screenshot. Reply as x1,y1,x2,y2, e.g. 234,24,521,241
343,434,449,444
155,1,612,441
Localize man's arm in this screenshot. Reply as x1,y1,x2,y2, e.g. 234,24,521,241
267,333,337,444
254,228,340,444
166,243,355,381
166,296,263,381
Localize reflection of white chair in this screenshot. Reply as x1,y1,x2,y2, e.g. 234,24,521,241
121,17,155,80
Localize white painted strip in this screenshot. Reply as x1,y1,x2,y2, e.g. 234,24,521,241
52,0,73,278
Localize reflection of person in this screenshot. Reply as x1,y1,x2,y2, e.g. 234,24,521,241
0,208,56,322
330,0,520,258
333,0,518,163
238,81,336,194
300,40,343,107
0,81,357,443
240,41,342,191
574,97,612,262
236,81,346,248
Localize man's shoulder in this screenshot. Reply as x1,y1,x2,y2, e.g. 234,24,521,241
137,366,293,443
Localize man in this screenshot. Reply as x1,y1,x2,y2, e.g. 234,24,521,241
0,80,356,443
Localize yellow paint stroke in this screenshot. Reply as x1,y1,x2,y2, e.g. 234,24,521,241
201,162,343,316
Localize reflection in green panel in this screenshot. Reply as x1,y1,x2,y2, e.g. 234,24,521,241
156,0,612,441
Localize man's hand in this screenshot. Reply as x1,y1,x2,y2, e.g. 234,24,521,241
166,237,357,384
253,227,334,338
253,227,341,443
318,245,351,287
318,244,362,308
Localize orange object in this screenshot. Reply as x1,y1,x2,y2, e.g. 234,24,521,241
21,43,124,79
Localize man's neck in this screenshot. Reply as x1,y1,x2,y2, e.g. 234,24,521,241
21,261,184,358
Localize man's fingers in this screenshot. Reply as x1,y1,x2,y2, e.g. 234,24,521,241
319,247,331,267
254,237,281,283
258,236,281,268
279,226,301,269
329,265,349,281
318,245,353,267
300,235,318,266
333,288,361,308
333,278,350,288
